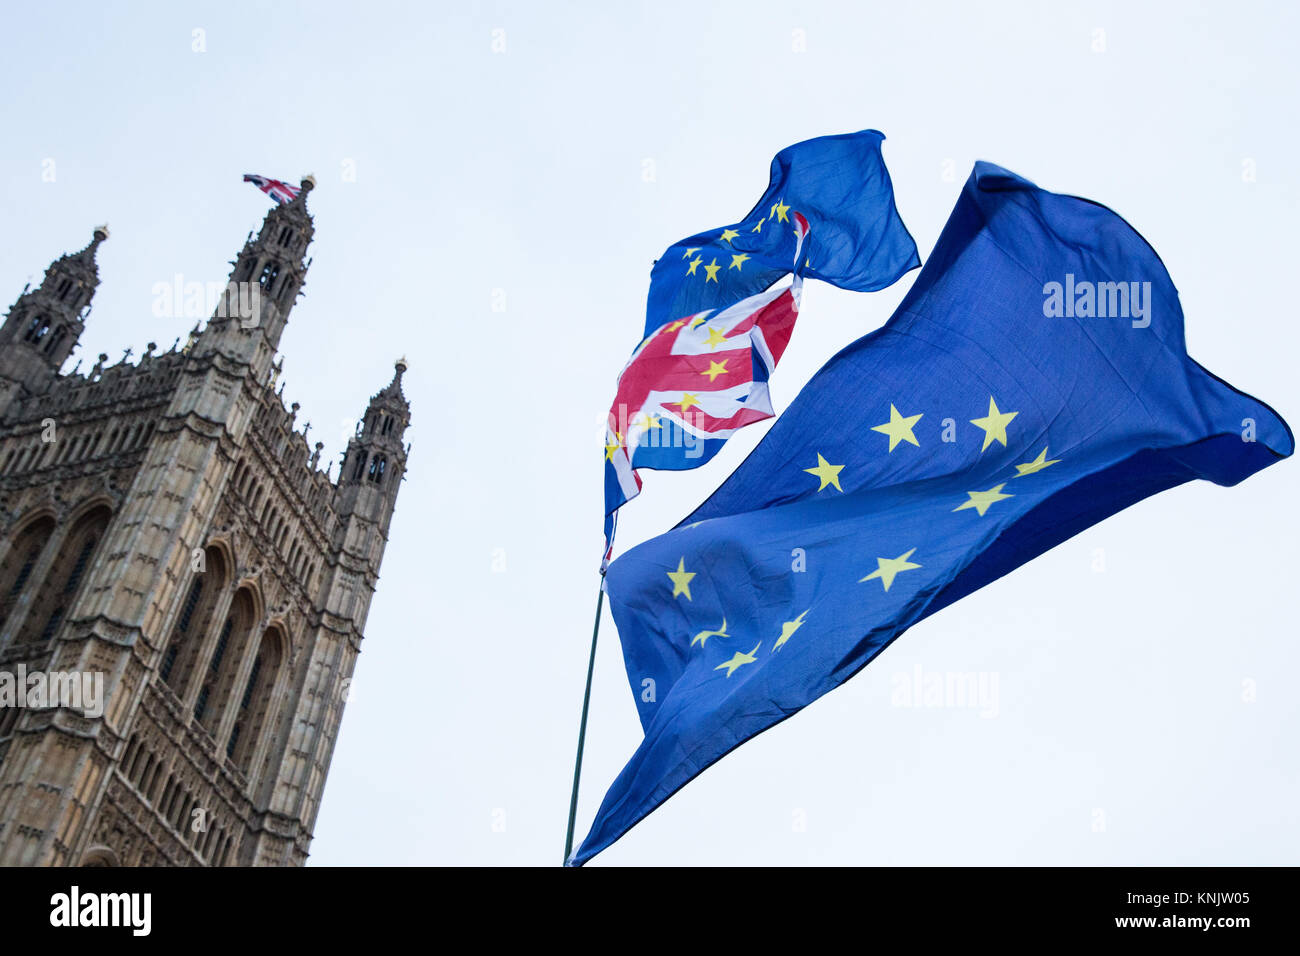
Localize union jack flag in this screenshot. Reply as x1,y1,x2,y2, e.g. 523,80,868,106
243,173,300,205
604,213,809,564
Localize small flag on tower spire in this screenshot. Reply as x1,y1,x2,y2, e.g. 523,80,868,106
243,173,301,205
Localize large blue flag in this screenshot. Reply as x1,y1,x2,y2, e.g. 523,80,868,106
571,162,1292,865
642,129,919,338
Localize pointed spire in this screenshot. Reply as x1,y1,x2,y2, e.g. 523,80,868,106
0,225,108,402
374,356,409,405
65,225,109,270
276,174,316,220
198,174,316,364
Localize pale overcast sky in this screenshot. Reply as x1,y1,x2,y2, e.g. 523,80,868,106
1,1,1296,865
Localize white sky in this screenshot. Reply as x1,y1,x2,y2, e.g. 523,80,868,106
1,1,1296,866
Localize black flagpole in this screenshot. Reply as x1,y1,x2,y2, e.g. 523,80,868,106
564,581,605,865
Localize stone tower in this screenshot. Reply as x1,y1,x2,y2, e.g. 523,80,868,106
0,179,410,866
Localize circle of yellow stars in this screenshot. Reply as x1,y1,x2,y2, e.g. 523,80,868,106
680,200,806,288
661,393,1066,681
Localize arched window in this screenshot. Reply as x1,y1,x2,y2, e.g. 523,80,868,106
159,547,227,699
79,847,120,867
195,587,257,741
0,516,55,632
367,454,386,484
45,325,67,354
258,263,279,290
24,315,50,343
352,451,366,481
16,506,111,645
227,626,284,773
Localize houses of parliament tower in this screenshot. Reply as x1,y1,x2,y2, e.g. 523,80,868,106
0,179,410,865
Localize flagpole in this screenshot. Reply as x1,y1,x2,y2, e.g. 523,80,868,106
563,580,605,865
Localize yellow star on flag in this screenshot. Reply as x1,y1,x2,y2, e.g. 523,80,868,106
701,359,730,382
686,256,703,276
729,252,750,271
954,483,1014,517
665,319,687,333
604,435,622,461
682,247,700,259
871,404,924,452
715,642,761,678
703,258,721,283
703,326,730,349
667,557,696,600
676,392,702,414
689,315,708,329
970,396,1019,452
803,453,844,492
636,412,662,430
1014,447,1061,477
859,548,921,592
691,618,729,648
751,218,765,233
773,610,810,651
719,228,740,243
773,199,791,222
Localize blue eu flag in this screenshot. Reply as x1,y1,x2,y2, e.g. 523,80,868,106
642,129,919,337
571,162,1292,865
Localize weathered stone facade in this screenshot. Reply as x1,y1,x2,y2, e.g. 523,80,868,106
0,179,409,866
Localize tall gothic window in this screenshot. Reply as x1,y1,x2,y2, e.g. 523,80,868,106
226,627,284,774
159,547,227,700
258,263,279,290
16,506,111,645
0,516,55,635
196,587,257,741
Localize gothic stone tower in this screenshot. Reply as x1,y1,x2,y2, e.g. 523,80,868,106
0,179,411,865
